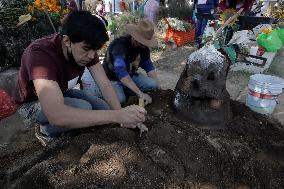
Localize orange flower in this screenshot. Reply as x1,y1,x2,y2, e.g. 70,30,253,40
262,29,272,34
28,5,34,12
29,0,69,19
34,0,41,8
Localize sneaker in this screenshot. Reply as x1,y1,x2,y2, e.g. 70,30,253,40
34,125,57,147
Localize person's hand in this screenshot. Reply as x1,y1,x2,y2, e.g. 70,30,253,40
120,123,149,137
137,123,148,136
116,105,146,125
120,123,137,129
139,92,152,105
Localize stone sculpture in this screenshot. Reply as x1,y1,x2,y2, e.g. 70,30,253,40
173,45,232,127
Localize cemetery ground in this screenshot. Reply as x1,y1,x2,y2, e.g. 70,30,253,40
0,45,284,189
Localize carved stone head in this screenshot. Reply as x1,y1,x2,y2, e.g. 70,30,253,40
176,45,230,100
173,45,232,126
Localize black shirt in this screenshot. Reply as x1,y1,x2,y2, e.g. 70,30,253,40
103,35,151,81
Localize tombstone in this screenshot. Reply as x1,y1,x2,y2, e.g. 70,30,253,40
173,45,232,127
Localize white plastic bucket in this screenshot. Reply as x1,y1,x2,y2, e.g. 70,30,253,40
246,74,284,114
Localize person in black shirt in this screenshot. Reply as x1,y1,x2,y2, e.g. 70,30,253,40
82,20,159,104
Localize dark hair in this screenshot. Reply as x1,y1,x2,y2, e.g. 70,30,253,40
96,15,108,27
61,11,109,50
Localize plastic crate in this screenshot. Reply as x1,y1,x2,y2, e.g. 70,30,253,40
165,27,195,46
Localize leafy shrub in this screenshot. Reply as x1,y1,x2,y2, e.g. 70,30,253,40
272,2,284,22
107,11,143,38
0,0,65,70
159,0,193,20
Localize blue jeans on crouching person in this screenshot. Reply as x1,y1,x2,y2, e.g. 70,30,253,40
195,16,209,46
82,73,158,104
18,89,110,137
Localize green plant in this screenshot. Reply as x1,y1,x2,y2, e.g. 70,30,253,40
27,0,69,32
272,2,284,22
0,0,65,69
159,0,193,20
108,11,143,38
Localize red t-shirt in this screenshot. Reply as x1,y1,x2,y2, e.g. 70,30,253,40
13,33,99,105
219,0,253,13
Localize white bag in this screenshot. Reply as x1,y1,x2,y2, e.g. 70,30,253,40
197,0,207,5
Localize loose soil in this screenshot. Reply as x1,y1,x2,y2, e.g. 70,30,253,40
1,90,284,189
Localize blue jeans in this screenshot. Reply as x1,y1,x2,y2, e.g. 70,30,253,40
18,89,110,137
82,73,158,104
195,17,208,45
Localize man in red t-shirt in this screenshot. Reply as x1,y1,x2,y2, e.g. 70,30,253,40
219,0,254,13
13,11,146,146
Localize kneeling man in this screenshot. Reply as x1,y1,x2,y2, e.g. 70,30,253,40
82,19,160,104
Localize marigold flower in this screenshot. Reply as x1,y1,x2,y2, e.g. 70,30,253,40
262,29,272,34
29,0,69,23
28,5,34,12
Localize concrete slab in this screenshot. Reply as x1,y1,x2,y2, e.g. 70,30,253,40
230,52,277,73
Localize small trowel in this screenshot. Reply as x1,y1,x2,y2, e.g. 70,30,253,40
137,98,148,137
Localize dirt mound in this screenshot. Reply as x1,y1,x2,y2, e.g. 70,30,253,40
1,90,284,189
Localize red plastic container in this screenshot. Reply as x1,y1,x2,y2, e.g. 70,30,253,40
0,89,17,120
165,27,195,46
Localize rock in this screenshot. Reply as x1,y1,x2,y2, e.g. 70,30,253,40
0,68,18,95
173,45,232,126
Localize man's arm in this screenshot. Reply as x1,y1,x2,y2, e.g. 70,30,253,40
120,75,144,97
113,56,144,97
88,63,121,110
33,79,145,128
120,75,152,104
113,56,152,103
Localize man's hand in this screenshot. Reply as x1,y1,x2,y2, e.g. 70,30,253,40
139,92,152,105
120,123,149,137
116,105,146,125
120,123,137,129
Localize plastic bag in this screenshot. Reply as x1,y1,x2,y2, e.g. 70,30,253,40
277,28,284,43
228,30,249,45
252,24,272,38
256,30,282,52
0,89,17,120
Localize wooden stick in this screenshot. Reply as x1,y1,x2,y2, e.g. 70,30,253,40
213,8,244,41
138,98,148,137
44,10,56,33
139,98,145,108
